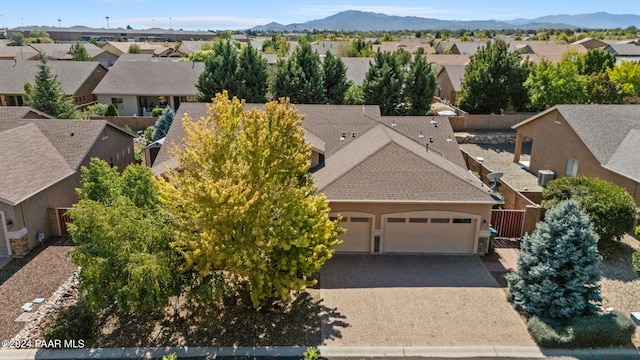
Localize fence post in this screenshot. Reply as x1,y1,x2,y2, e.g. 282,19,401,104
523,205,542,236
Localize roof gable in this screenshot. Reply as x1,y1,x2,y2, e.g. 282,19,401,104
315,125,494,203
0,123,74,205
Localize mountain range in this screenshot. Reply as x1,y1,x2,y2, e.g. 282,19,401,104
252,10,640,32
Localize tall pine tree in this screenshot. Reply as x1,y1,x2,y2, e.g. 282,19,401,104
24,54,78,119
70,42,91,61
271,41,325,104
363,50,405,115
405,47,437,115
323,51,351,105
196,40,241,102
236,43,268,103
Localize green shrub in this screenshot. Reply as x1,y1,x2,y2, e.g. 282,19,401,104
527,311,635,348
105,104,119,116
633,251,640,273
542,176,636,241
43,300,97,341
302,347,321,360
151,106,164,117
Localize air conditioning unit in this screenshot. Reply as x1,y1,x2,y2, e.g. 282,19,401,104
538,170,555,187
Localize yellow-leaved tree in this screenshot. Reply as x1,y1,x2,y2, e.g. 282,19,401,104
162,91,342,309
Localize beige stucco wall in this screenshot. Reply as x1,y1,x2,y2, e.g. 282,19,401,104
517,111,640,205
96,94,139,117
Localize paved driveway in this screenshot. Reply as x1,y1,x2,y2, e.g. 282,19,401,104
320,255,535,347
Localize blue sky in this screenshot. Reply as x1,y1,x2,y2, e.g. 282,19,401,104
2,0,640,30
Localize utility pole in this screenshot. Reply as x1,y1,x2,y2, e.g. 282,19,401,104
105,16,110,29
169,17,172,30
57,18,61,28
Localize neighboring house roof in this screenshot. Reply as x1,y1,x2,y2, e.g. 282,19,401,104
0,106,53,120
92,60,204,96
425,54,470,66
571,37,608,49
513,104,640,183
150,103,494,203
314,124,494,203
178,40,206,54
604,44,640,56
0,117,133,205
437,65,466,92
0,60,106,95
102,41,175,56
0,123,75,205
28,43,105,60
341,57,373,84
448,42,486,55
0,46,41,60
312,41,342,55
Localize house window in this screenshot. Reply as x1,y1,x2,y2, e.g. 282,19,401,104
452,218,472,224
565,158,579,177
111,97,124,110
431,218,450,223
409,218,429,223
350,217,370,222
387,218,405,223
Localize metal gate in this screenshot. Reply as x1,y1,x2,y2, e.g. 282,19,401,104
491,209,525,238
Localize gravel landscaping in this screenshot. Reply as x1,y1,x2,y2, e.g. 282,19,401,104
0,238,76,343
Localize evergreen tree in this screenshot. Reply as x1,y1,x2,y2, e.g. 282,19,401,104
70,42,91,61
362,50,405,115
196,40,241,102
457,39,527,114
323,51,351,105
507,200,602,321
580,48,616,75
24,54,78,119
236,43,268,103
405,47,437,115
271,41,325,104
152,107,175,141
164,92,342,309
105,104,119,116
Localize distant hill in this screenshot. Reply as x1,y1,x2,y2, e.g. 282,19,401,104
252,10,640,32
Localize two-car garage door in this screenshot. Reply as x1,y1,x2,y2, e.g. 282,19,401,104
332,211,478,254
382,212,477,254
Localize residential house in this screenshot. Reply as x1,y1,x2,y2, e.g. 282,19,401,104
514,41,588,63
152,103,501,255
341,57,373,84
0,114,135,257
101,41,183,58
604,43,640,63
29,43,119,67
0,46,41,61
436,64,466,104
571,37,608,50
92,60,204,116
512,105,640,205
0,60,107,108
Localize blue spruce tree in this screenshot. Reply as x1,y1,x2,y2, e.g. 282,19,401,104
507,200,602,321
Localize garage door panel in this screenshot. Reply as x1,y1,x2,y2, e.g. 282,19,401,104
383,212,477,254
334,217,372,253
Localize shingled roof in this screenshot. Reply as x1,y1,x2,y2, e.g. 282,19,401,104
0,60,105,95
514,104,640,183
314,125,494,203
93,60,204,96
151,102,495,203
0,123,75,205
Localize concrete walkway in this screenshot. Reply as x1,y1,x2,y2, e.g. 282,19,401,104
2,345,640,359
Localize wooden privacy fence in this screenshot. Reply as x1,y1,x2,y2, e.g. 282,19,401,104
491,209,525,238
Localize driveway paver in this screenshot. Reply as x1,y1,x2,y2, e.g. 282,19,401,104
320,255,535,347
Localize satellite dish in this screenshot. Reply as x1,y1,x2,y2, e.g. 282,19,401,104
487,172,503,182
